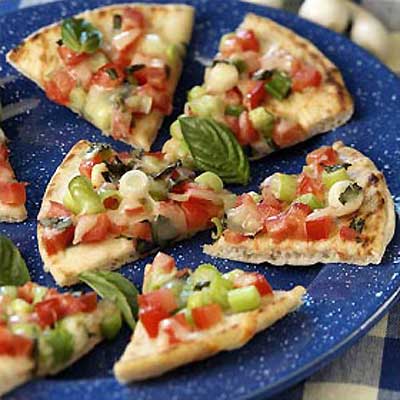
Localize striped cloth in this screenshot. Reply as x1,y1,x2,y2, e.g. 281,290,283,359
1,1,399,400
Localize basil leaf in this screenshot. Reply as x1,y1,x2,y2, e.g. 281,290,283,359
61,18,102,54
0,236,30,286
324,163,352,173
179,117,250,184
79,272,136,330
93,271,138,318
339,182,362,205
350,217,365,233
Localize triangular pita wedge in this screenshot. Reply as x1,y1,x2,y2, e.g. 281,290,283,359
114,256,305,382
163,13,353,161
7,4,194,150
204,141,395,265
0,128,27,222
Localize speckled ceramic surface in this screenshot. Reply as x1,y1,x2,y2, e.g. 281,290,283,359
0,0,399,399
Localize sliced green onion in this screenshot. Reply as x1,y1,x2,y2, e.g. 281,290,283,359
101,310,122,340
187,289,212,309
194,171,224,191
10,323,39,339
191,264,221,287
187,85,207,101
295,193,324,209
33,286,48,303
322,168,350,189
248,107,275,137
265,71,292,100
224,104,245,117
228,286,261,313
211,217,223,240
209,275,233,309
270,173,297,202
98,189,122,209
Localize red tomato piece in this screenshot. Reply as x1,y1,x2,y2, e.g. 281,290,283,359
42,225,75,256
306,216,333,241
257,201,282,219
272,119,305,148
237,111,260,145
79,153,103,179
306,146,338,168
225,115,241,140
233,272,273,296
243,81,266,110
291,64,322,92
220,35,243,56
81,213,111,243
122,7,146,29
139,306,169,338
103,197,120,210
152,252,176,274
192,304,223,330
57,45,89,66
129,221,152,242
339,226,358,241
75,292,98,313
0,144,9,162
35,297,63,327
224,87,243,106
134,67,168,90
261,186,284,210
180,198,222,232
296,172,325,200
91,63,125,89
236,29,260,52
138,288,178,314
0,326,33,357
111,108,132,140
223,229,247,244
44,69,76,106
0,182,26,206
17,282,36,304
137,84,172,115
47,201,71,218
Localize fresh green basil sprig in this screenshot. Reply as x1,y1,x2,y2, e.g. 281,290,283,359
79,271,138,330
179,117,250,185
61,18,102,54
0,235,30,286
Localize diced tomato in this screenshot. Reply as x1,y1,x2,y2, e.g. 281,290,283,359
291,63,322,92
124,205,145,217
129,221,152,241
152,252,176,274
257,201,282,219
42,225,75,255
134,66,168,90
233,272,273,296
139,306,169,338
47,201,71,218
243,81,266,110
0,326,33,357
220,35,243,56
17,282,36,304
225,115,241,139
103,197,119,210
306,146,338,168
160,313,192,344
44,69,76,106
236,29,260,52
296,172,324,200
0,182,26,206
224,87,243,105
180,197,222,232
91,63,125,89
339,226,357,241
122,7,146,29
138,288,178,314
111,108,132,140
57,45,89,66
137,84,172,115
81,213,111,243
237,111,260,145
223,229,247,244
0,144,9,161
272,119,305,148
264,203,312,241
192,304,222,330
261,186,284,210
235,193,256,207
75,292,98,313
306,216,333,241
79,153,103,179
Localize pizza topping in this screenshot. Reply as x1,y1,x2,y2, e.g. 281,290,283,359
205,62,239,94
328,180,363,216
61,18,103,54
265,71,292,100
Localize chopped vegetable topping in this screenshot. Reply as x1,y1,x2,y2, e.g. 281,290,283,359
265,71,292,100
350,217,365,233
338,182,362,205
113,14,122,29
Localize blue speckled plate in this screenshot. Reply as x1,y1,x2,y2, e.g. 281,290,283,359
0,1,399,399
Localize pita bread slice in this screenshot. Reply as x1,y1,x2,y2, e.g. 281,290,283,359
114,254,305,382
37,140,232,286
204,141,395,266
163,13,354,162
7,4,194,150
0,128,27,222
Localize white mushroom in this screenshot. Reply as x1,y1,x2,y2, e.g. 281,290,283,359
349,3,390,62
299,0,350,33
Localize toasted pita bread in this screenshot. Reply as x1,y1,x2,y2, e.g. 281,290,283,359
7,4,194,150
205,141,395,266
114,255,305,382
0,129,27,222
